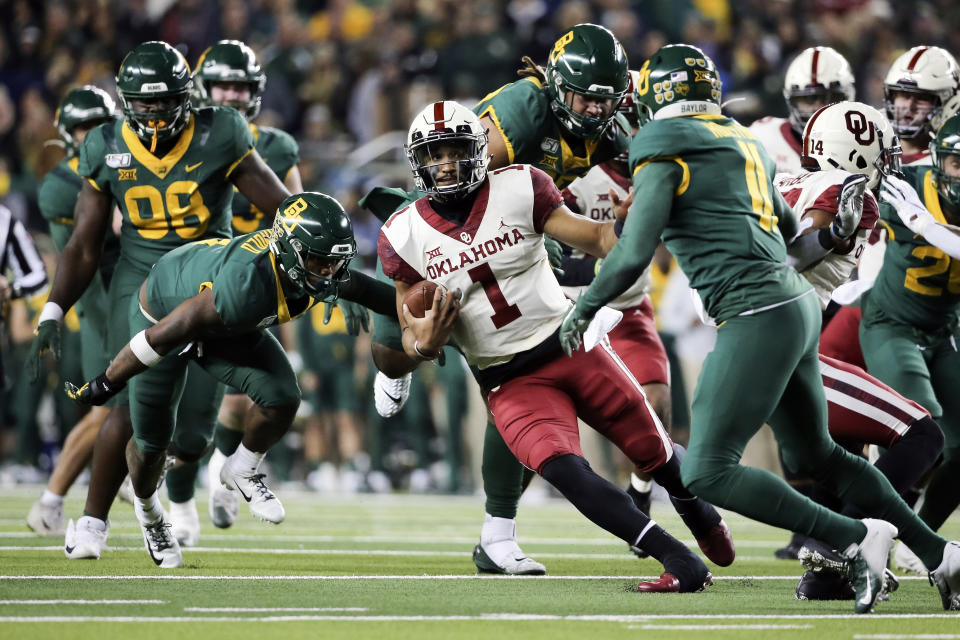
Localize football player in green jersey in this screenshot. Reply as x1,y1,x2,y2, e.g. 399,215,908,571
559,44,960,613
365,24,631,575
26,86,119,537
861,114,960,575
25,41,292,561
64,192,394,567
181,39,305,539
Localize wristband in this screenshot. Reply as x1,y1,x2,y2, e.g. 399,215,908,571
38,302,65,324
130,330,163,367
413,340,438,361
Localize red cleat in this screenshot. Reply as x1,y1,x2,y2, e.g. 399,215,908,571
697,520,736,567
637,572,681,592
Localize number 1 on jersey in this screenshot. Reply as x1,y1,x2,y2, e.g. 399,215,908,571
737,140,778,233
467,263,521,329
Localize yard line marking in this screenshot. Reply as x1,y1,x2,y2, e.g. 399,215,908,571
635,625,813,630
184,607,368,612
0,614,958,623
0,574,933,581
0,600,165,605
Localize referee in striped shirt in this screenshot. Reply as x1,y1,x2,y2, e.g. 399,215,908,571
1,203,48,382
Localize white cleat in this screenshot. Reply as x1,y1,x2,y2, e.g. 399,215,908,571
64,517,109,559
374,372,411,418
138,513,182,569
207,449,238,529
930,541,960,611
472,515,546,575
220,463,285,524
846,518,897,614
893,540,927,575
27,499,64,536
168,499,200,547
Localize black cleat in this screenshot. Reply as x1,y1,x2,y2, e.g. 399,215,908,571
795,570,855,600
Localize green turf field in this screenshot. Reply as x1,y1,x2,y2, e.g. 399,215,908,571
0,484,957,639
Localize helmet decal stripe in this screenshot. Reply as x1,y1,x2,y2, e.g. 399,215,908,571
811,48,820,86
907,46,930,71
433,101,446,131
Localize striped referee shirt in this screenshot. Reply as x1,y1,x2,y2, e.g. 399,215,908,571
0,204,48,299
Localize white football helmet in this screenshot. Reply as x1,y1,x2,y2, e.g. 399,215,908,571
801,101,902,190
884,45,960,140
405,101,490,202
783,47,856,135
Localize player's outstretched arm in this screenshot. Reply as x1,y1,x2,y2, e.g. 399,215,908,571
479,114,512,170
231,151,291,227
881,175,960,258
64,288,225,405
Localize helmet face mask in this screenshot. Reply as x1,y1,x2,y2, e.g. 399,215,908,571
545,24,629,140
406,101,489,203
55,85,117,157
883,46,960,142
269,193,357,300
194,40,265,120
116,41,193,150
931,114,960,212
783,47,856,135
801,101,902,190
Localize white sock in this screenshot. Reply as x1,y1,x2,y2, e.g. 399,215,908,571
77,515,107,532
481,513,516,544
630,473,653,493
169,498,196,512
40,489,64,507
135,492,164,523
230,443,264,475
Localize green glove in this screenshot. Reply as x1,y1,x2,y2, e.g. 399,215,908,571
64,372,126,406
25,320,62,383
558,302,595,356
324,299,370,336
543,235,565,278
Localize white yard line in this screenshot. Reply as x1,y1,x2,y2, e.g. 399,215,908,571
633,624,814,630
184,607,368,612
0,574,932,581
0,600,165,605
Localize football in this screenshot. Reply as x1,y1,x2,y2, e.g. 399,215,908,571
403,281,446,318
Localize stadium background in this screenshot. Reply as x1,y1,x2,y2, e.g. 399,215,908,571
1,0,957,492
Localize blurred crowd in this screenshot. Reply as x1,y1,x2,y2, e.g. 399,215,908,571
1,0,958,493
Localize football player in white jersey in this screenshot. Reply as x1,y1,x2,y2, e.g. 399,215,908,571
780,102,945,599
750,47,855,174
379,101,734,593
884,46,960,165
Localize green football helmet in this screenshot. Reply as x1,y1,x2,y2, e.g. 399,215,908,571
931,113,960,215
545,23,629,140
115,41,193,149
635,44,723,122
269,192,357,299
193,40,265,120
55,85,117,157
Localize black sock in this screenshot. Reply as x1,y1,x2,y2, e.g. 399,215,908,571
650,444,721,538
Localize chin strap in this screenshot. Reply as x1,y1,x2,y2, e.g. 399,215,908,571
147,120,167,153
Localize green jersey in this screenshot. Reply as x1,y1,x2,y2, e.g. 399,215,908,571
78,106,254,272
37,157,119,325
146,230,317,332
629,115,809,323
473,76,629,189
867,165,960,333
231,123,299,234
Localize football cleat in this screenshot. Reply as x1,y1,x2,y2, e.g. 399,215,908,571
880,568,900,601
774,533,805,560
929,540,960,611
847,519,898,614
799,537,849,575
220,463,285,524
637,572,681,592
894,540,928,575
64,517,109,560
138,513,182,569
168,499,200,547
207,449,238,528
795,569,855,600
473,515,546,575
27,499,65,537
374,372,411,418
696,520,736,567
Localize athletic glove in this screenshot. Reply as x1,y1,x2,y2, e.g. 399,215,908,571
881,175,937,235
544,235,565,278
25,320,62,383
64,372,126,406
558,302,595,356
325,299,370,336
831,174,866,240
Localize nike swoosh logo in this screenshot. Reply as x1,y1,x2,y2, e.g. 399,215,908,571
146,542,164,566
860,569,873,606
234,480,252,502
185,162,203,172
64,545,76,554
384,392,402,404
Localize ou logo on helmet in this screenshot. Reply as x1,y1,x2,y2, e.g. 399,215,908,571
845,110,875,146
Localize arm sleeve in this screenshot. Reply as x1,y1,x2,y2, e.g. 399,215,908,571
576,161,679,315
7,219,48,298
921,222,960,260
338,269,397,316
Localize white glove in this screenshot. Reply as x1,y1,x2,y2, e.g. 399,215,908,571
831,174,866,240
880,175,936,235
